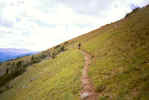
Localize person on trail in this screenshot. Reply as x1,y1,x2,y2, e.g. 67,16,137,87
78,43,81,49
6,68,9,74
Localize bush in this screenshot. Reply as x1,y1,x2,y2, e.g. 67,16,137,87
125,8,140,18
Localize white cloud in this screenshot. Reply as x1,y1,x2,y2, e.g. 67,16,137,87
0,0,149,51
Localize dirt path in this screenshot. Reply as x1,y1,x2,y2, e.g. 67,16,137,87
80,50,98,100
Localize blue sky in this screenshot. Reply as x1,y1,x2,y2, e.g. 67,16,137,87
0,0,149,51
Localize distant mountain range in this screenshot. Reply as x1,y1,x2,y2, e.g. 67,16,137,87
0,48,37,62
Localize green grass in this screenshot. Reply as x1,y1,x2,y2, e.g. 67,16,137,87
0,49,84,100
78,6,149,100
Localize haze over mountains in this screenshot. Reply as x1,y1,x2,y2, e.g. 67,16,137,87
0,48,36,62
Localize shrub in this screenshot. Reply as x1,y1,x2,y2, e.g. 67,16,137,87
125,8,140,18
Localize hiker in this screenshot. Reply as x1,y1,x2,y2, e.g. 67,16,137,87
6,68,9,74
78,43,81,49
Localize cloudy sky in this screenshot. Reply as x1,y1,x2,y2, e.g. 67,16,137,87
0,0,149,51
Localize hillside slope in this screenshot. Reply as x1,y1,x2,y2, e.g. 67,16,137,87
0,5,149,100
75,5,149,100
0,49,84,100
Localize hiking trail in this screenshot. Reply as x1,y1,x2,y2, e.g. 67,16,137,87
80,50,98,100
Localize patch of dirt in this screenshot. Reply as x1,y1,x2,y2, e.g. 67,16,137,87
80,50,98,100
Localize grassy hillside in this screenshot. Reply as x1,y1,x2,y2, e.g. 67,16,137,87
0,49,84,100
0,5,149,100
0,44,65,88
75,6,149,100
